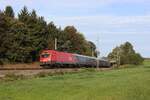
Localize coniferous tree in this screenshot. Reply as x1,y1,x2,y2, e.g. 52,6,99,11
0,11,15,63
18,6,29,23
0,12,7,62
4,6,14,18
10,21,33,62
45,22,60,49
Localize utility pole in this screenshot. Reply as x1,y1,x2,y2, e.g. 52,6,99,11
119,48,121,67
117,50,119,68
96,34,100,69
55,38,57,50
91,48,94,57
96,56,99,69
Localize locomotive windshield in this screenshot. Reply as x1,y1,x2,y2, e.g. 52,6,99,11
41,53,50,58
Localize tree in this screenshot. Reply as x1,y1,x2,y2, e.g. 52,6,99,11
18,6,29,23
88,41,97,57
9,21,33,62
120,42,135,54
0,12,7,63
44,22,60,50
64,26,77,34
0,11,16,63
108,42,144,65
4,6,14,18
0,12,6,33
59,26,96,56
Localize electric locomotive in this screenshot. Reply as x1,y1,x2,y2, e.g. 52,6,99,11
40,50,111,68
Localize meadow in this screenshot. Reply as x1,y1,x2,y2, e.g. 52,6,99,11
0,60,150,100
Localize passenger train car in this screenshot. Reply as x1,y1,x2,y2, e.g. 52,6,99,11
40,50,111,68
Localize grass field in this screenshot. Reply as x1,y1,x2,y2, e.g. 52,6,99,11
0,60,150,100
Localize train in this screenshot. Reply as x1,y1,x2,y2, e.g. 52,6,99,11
40,50,111,68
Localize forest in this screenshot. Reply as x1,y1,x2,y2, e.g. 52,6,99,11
0,6,97,64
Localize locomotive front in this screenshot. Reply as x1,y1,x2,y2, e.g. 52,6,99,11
40,50,52,65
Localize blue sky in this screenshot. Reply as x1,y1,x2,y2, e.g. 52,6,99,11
0,0,150,57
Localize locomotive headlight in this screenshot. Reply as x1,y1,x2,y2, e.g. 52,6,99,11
48,58,51,61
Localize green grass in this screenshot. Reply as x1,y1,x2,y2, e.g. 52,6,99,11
143,59,150,67
0,60,150,100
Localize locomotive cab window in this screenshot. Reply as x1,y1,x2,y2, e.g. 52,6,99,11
41,53,50,58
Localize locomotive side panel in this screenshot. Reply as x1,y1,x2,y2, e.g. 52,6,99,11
55,52,76,64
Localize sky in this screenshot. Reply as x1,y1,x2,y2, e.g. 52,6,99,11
0,0,150,57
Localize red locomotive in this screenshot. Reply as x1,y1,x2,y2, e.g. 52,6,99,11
40,50,110,67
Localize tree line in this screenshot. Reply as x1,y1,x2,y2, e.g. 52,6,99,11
0,6,97,64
